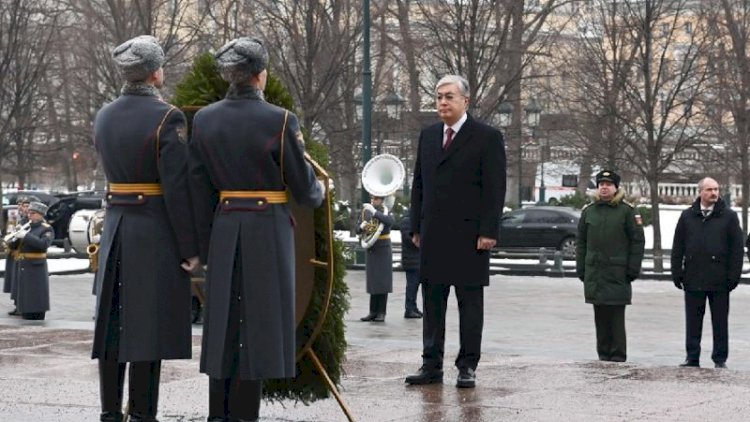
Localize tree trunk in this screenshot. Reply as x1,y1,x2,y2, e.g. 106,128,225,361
649,177,663,272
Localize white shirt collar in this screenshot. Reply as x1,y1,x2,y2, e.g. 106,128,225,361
444,113,468,136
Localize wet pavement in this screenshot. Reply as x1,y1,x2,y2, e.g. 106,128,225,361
2,271,750,421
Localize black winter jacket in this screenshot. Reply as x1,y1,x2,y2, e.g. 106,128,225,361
671,198,744,291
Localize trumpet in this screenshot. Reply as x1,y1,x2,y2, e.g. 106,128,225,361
3,222,31,243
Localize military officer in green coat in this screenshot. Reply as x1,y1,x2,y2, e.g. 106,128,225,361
576,170,645,362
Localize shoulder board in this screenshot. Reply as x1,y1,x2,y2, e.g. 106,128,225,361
42,222,51,228
581,202,593,211
622,200,635,208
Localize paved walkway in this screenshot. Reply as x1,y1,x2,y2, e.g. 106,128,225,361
2,271,750,421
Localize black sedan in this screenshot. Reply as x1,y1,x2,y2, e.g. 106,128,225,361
497,206,580,257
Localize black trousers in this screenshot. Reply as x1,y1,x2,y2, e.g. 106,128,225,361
404,269,421,312
684,290,729,364
208,252,262,421
98,257,161,420
422,283,484,371
593,305,626,362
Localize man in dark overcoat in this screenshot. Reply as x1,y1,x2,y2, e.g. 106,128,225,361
9,201,53,320
4,196,31,316
405,75,506,389
576,170,645,362
357,196,395,322
400,215,422,319
671,177,744,369
91,35,199,422
188,37,324,422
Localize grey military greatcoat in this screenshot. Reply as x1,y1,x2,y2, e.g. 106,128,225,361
92,91,197,362
359,205,395,295
189,87,323,380
11,221,53,314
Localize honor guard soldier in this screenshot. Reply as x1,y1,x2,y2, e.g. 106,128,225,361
189,37,324,422
91,35,199,422
576,170,645,362
357,195,395,322
8,201,53,320
4,196,32,316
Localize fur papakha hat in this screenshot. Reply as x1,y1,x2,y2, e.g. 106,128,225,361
112,35,165,82
215,37,268,84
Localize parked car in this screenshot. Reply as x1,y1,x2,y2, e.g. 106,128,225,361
498,206,580,257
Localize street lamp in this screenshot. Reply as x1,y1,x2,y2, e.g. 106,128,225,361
383,90,405,120
360,0,373,204
524,98,543,203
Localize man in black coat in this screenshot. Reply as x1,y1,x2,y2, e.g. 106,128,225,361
92,35,199,422
405,75,506,388
671,177,744,369
400,216,422,319
11,201,54,321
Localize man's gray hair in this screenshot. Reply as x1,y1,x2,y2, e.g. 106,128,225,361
698,177,718,191
436,75,470,97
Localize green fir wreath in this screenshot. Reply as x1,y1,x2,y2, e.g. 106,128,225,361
173,52,349,403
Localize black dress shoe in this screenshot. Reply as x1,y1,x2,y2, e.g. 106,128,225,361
456,367,476,388
372,313,385,322
679,360,700,368
360,313,376,321
7,308,19,316
404,309,422,319
715,362,727,369
405,366,443,385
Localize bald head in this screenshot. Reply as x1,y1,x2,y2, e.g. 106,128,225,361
698,177,719,208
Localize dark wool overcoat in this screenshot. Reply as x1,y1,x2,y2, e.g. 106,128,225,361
671,198,744,292
399,216,420,271
13,221,53,313
358,205,395,295
189,86,323,380
410,115,506,286
576,190,645,305
91,90,197,362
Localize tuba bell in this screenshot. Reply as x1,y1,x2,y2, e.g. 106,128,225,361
359,154,405,249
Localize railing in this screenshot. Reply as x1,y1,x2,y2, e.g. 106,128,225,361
343,240,750,281
622,182,742,201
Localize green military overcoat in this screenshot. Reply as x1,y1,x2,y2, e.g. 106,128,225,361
576,189,645,305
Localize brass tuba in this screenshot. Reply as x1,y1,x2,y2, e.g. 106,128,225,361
358,154,405,249
86,209,106,272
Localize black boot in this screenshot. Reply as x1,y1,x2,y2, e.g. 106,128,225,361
127,361,161,421
99,359,126,421
208,378,229,421
230,379,262,422
7,307,19,316
372,294,387,322
360,295,378,321
100,411,123,422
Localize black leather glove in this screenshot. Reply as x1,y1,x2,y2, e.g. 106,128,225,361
673,278,683,290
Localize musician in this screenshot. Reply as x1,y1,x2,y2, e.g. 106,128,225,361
357,195,395,322
4,195,33,316
92,35,199,422
9,201,53,320
406,75,506,389
188,37,324,422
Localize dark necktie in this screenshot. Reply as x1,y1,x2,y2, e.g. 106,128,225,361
444,127,454,150
702,209,710,218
